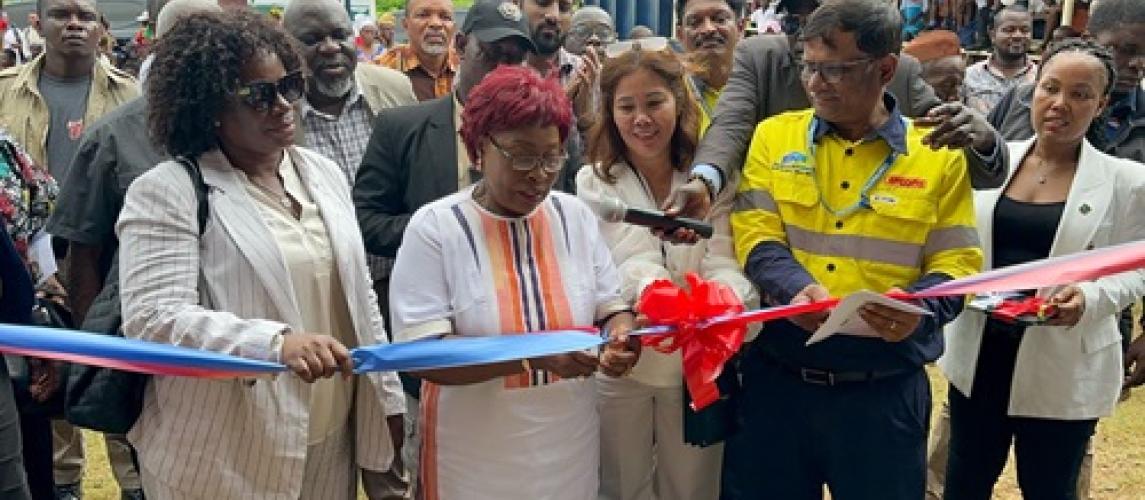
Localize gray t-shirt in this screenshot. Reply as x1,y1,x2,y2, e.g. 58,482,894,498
38,72,92,182
45,97,166,333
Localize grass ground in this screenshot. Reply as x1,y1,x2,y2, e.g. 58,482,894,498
75,369,1145,499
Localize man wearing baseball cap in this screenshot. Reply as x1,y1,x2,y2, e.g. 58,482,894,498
352,1,533,495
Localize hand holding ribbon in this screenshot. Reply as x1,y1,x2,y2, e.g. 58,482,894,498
636,273,746,411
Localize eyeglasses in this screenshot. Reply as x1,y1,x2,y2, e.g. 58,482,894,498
235,71,306,112
603,36,671,58
488,137,567,174
572,24,617,43
798,57,874,85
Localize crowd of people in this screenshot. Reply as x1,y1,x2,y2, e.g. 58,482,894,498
0,0,1141,499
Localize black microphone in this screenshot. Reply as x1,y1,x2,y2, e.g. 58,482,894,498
583,194,715,239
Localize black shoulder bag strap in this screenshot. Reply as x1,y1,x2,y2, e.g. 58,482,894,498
175,156,209,235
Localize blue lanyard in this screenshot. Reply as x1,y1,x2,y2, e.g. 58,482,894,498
805,118,902,219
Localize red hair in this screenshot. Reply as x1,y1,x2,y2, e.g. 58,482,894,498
460,65,573,164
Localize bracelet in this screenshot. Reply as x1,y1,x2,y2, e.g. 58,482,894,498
688,172,717,204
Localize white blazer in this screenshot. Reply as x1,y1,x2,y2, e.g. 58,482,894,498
938,138,1145,420
117,147,405,499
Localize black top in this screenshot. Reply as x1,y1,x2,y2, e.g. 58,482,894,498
993,195,1066,271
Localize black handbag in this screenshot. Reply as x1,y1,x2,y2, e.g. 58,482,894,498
682,355,742,446
63,157,208,433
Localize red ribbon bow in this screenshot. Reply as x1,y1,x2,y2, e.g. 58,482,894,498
636,273,746,411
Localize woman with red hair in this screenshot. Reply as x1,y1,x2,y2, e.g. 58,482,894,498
388,65,640,499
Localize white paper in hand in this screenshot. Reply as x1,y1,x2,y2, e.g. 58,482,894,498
805,290,932,346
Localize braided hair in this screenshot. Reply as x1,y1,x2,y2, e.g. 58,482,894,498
1038,37,1118,97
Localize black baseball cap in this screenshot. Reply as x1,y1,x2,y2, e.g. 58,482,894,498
460,0,537,52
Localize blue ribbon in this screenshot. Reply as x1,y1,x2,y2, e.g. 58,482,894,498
352,331,606,373
0,324,608,377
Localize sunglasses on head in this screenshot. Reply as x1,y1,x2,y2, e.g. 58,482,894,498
603,36,671,58
572,24,617,43
235,71,306,112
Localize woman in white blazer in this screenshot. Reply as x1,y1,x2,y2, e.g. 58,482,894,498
937,39,1145,500
116,12,403,499
578,45,758,500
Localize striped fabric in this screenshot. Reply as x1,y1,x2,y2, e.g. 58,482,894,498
474,206,577,389
117,147,405,499
391,188,625,499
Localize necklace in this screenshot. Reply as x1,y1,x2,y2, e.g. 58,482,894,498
251,178,293,209
1036,157,1049,184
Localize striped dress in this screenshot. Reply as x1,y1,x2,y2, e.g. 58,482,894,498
390,188,627,500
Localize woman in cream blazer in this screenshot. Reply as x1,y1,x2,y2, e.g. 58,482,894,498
116,11,404,499
938,39,1145,500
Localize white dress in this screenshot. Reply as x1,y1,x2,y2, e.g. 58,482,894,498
390,188,627,500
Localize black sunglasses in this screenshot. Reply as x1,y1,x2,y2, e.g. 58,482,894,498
235,71,306,112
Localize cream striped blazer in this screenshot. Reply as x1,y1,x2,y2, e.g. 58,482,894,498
117,146,405,499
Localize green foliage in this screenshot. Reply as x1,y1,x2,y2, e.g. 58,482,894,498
377,0,403,14
376,0,474,15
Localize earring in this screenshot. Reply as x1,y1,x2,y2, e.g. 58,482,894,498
213,120,221,128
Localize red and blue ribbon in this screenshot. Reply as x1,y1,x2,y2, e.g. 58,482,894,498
0,240,1140,406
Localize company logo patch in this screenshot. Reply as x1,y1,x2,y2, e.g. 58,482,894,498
772,151,814,175
497,2,522,21
67,119,84,141
886,175,926,189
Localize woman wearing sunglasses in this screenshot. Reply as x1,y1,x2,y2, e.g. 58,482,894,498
116,11,405,498
578,41,757,500
389,65,639,499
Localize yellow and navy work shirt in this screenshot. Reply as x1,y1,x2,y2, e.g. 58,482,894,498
731,97,983,371
686,74,720,137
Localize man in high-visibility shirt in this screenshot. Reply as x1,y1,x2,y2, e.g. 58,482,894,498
675,0,743,136
725,0,984,498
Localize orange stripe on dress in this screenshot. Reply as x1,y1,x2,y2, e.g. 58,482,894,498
531,210,574,329
419,382,441,500
529,210,577,385
477,214,530,389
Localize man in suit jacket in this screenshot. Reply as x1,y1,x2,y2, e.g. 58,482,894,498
352,0,535,493
665,0,1009,222
354,0,535,267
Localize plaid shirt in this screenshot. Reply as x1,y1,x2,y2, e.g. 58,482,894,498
298,89,394,277
299,88,373,186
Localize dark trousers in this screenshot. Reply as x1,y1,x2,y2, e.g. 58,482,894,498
721,355,930,500
18,413,52,500
945,324,1097,500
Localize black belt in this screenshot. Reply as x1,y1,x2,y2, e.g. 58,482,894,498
754,348,915,386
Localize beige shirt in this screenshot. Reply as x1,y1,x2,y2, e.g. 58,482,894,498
241,154,354,445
